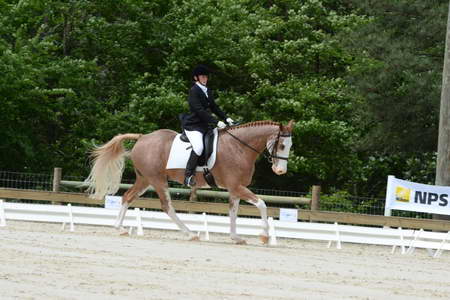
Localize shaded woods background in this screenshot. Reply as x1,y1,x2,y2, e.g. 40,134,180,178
0,0,447,200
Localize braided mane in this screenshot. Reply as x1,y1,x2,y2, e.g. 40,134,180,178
228,120,280,130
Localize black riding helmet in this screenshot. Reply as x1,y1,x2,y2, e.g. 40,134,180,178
192,64,210,78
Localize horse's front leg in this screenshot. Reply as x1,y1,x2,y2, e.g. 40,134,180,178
231,186,270,244
248,198,269,244
229,195,246,245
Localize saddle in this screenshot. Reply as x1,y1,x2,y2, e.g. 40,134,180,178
179,128,216,187
180,129,215,166
167,114,218,187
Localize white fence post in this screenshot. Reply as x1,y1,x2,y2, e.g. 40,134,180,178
335,222,342,249
407,229,423,254
203,212,210,241
433,231,450,258
68,204,75,232
135,208,144,236
391,227,406,254
61,203,75,232
327,222,342,249
0,200,6,227
268,217,277,246
384,175,395,217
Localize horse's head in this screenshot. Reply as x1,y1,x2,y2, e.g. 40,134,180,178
267,120,294,175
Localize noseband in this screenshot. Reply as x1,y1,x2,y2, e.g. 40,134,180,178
224,128,291,163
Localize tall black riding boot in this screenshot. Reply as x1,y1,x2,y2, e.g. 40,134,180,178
184,150,199,187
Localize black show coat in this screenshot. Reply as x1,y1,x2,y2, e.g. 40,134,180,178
181,84,228,133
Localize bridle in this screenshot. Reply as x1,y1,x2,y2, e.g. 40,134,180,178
224,127,291,163
268,131,292,163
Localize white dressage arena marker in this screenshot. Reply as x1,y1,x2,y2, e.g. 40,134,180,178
279,208,297,223
0,200,6,227
105,196,122,210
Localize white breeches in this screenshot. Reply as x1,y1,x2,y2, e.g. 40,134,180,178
184,130,204,156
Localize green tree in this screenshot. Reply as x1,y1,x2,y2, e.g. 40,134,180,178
342,0,446,154
336,0,447,196
129,0,365,191
0,0,172,175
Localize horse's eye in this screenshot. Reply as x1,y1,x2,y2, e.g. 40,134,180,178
280,144,285,150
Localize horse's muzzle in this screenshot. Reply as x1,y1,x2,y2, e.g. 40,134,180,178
272,165,286,175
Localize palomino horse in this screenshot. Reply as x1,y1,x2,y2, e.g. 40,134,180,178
85,120,294,244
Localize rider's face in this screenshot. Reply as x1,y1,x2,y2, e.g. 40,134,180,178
196,74,208,86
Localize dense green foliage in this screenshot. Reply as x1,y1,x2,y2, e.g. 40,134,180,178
0,0,447,197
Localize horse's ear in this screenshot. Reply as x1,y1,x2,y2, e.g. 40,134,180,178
283,120,295,132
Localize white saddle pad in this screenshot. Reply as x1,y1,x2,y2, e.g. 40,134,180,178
166,128,219,171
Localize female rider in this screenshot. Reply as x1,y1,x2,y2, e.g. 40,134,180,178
181,65,234,187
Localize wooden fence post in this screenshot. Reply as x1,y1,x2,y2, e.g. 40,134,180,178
311,185,321,211
52,167,62,205
188,186,198,214
189,186,198,202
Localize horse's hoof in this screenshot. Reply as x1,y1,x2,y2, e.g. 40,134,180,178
189,235,200,241
259,235,269,244
115,226,128,236
231,236,247,245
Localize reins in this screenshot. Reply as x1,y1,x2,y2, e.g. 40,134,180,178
223,126,291,163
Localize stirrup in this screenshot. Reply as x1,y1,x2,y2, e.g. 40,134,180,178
184,175,196,187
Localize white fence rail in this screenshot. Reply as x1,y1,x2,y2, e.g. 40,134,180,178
1,200,449,258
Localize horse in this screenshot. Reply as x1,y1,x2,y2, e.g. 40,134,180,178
85,120,294,244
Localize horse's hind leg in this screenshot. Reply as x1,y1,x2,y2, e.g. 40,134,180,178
114,175,151,233
230,185,270,244
155,183,198,241
114,201,129,230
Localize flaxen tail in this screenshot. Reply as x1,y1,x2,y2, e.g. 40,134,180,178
84,133,142,199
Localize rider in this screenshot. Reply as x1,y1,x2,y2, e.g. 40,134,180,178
181,64,234,187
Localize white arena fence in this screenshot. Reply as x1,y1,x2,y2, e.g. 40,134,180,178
1,200,449,258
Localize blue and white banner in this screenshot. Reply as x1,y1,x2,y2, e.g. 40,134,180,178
385,176,450,215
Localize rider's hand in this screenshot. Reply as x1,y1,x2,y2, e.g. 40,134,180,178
217,121,227,129
226,118,235,126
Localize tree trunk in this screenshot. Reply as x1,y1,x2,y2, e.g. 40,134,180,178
434,1,450,221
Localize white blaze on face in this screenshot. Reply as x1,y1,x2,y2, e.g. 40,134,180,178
269,136,292,175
